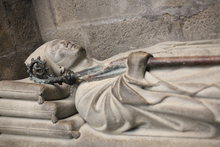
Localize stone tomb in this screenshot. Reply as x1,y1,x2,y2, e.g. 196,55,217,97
1,39,220,147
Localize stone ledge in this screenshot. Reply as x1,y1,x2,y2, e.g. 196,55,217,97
1,124,220,147
0,115,83,139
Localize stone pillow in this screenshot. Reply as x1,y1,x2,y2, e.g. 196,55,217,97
0,95,77,123
0,78,70,104
0,115,84,139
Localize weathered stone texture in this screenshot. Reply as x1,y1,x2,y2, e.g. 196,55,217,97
0,0,42,80
50,0,146,25
1,125,220,147
182,4,220,40
33,0,220,60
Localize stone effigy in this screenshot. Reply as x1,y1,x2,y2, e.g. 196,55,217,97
1,39,220,147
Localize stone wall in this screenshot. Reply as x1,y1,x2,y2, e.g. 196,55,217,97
0,0,42,80
1,0,220,79
33,0,220,60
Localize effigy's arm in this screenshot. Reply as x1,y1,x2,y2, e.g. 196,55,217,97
26,53,220,85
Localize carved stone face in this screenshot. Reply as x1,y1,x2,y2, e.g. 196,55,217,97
46,39,86,69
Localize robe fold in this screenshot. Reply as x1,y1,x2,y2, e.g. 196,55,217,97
75,40,220,138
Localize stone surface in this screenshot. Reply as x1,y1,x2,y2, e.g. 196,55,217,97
1,0,220,78
1,39,220,146
0,115,83,139
0,0,42,80
16,39,220,138
50,0,146,25
33,0,220,60
1,124,220,147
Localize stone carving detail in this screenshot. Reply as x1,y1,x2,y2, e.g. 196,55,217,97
1,39,220,147
23,39,220,138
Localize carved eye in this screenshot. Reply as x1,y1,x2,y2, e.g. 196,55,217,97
60,41,68,47
59,52,65,58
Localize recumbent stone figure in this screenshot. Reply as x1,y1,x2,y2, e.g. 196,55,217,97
24,39,220,138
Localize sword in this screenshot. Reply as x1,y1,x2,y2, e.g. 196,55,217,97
27,55,220,85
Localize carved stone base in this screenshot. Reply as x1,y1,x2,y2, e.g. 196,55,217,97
1,124,220,147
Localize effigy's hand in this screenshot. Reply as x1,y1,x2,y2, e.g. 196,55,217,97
127,51,152,79
62,69,79,85
126,51,155,87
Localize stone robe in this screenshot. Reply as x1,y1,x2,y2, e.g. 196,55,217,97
75,39,220,138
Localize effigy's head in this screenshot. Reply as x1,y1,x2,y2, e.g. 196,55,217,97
45,39,86,68
25,39,87,75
